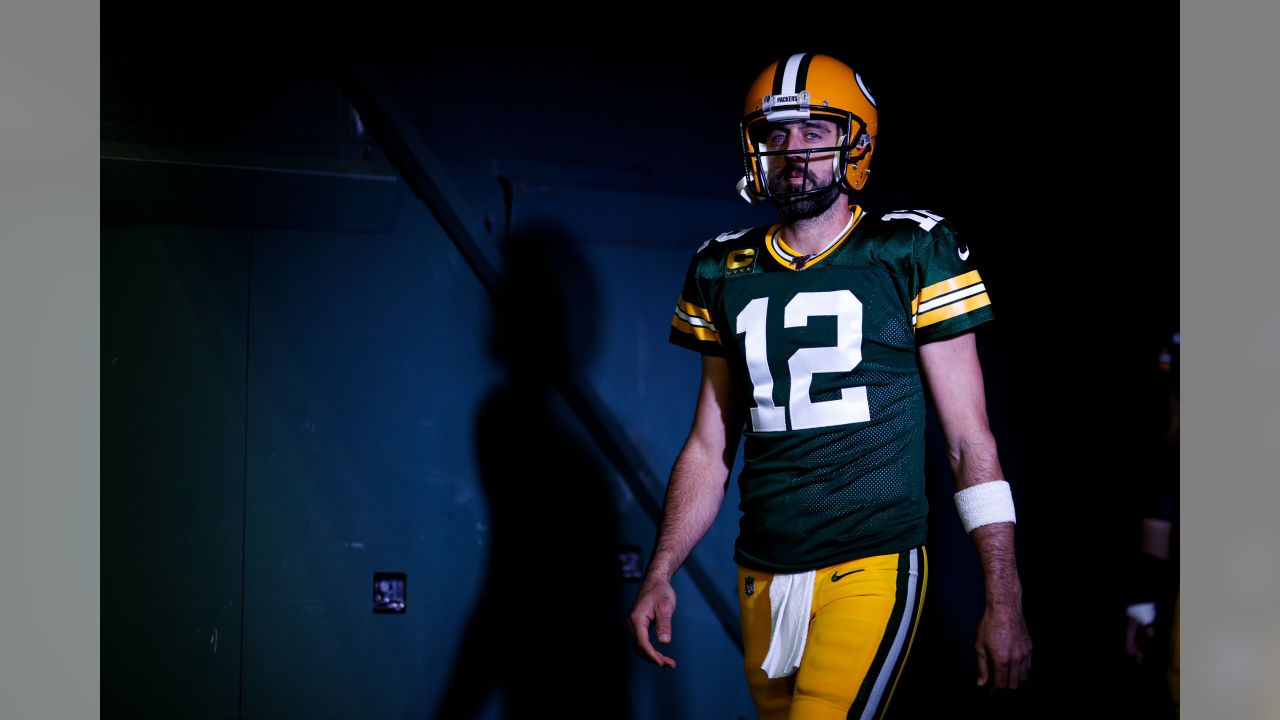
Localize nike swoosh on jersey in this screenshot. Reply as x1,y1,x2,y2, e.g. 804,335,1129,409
958,246,970,261
831,568,865,582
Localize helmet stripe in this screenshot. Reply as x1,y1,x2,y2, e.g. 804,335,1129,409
855,72,877,108
795,53,814,92
775,53,808,95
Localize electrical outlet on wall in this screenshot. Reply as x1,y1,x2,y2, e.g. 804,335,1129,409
373,572,406,613
619,544,643,582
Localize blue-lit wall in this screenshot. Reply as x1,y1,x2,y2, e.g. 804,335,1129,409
103,34,777,720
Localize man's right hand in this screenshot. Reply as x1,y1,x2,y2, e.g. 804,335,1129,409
629,577,678,668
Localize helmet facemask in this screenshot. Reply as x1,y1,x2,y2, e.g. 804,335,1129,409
739,109,872,206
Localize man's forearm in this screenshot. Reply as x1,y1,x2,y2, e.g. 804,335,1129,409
920,333,1031,686
971,521,1023,605
645,441,730,583
950,434,1023,601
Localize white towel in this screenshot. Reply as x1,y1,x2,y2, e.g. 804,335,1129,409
760,569,815,679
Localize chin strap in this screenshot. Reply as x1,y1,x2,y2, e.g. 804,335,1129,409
736,176,758,205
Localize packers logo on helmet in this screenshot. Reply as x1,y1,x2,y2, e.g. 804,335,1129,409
736,53,879,204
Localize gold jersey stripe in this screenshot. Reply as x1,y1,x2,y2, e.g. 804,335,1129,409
801,205,864,267
918,283,986,314
916,293,990,329
765,205,865,271
763,223,788,267
773,205,864,259
672,314,720,342
674,304,717,332
918,270,983,304
678,297,713,322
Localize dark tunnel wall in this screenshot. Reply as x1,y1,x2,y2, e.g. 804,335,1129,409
102,33,768,720
103,225,250,717
103,22,1175,720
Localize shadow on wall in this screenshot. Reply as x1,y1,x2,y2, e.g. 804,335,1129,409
431,225,632,719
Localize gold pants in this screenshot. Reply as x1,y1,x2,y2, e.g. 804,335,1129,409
737,547,928,720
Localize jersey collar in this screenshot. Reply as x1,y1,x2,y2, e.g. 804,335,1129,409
766,204,865,271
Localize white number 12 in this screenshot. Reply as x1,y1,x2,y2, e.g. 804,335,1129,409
736,290,871,432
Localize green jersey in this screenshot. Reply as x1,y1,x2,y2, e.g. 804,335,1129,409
669,204,994,572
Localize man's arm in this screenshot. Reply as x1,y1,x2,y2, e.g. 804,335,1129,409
918,331,1032,690
629,354,743,669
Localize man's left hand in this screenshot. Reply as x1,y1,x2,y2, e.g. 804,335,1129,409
975,603,1032,690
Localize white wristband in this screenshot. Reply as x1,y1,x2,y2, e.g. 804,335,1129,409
954,480,1016,534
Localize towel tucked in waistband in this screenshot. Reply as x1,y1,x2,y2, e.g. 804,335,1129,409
760,569,815,679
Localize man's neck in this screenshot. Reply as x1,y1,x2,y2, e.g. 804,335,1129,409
778,200,854,257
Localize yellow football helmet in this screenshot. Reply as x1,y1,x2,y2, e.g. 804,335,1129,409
737,53,879,204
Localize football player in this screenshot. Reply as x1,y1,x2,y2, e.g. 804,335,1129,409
629,52,1032,719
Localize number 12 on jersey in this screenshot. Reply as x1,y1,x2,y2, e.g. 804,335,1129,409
737,290,871,432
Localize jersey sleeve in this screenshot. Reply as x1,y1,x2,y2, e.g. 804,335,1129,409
667,248,725,356
910,217,994,344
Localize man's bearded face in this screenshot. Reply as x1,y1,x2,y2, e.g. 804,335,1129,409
768,156,843,221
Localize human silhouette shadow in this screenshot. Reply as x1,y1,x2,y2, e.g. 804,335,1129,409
431,226,631,720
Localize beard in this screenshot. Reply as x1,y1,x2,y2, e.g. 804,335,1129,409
768,163,844,221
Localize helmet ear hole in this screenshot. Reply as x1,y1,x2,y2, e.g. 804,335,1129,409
846,143,876,191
